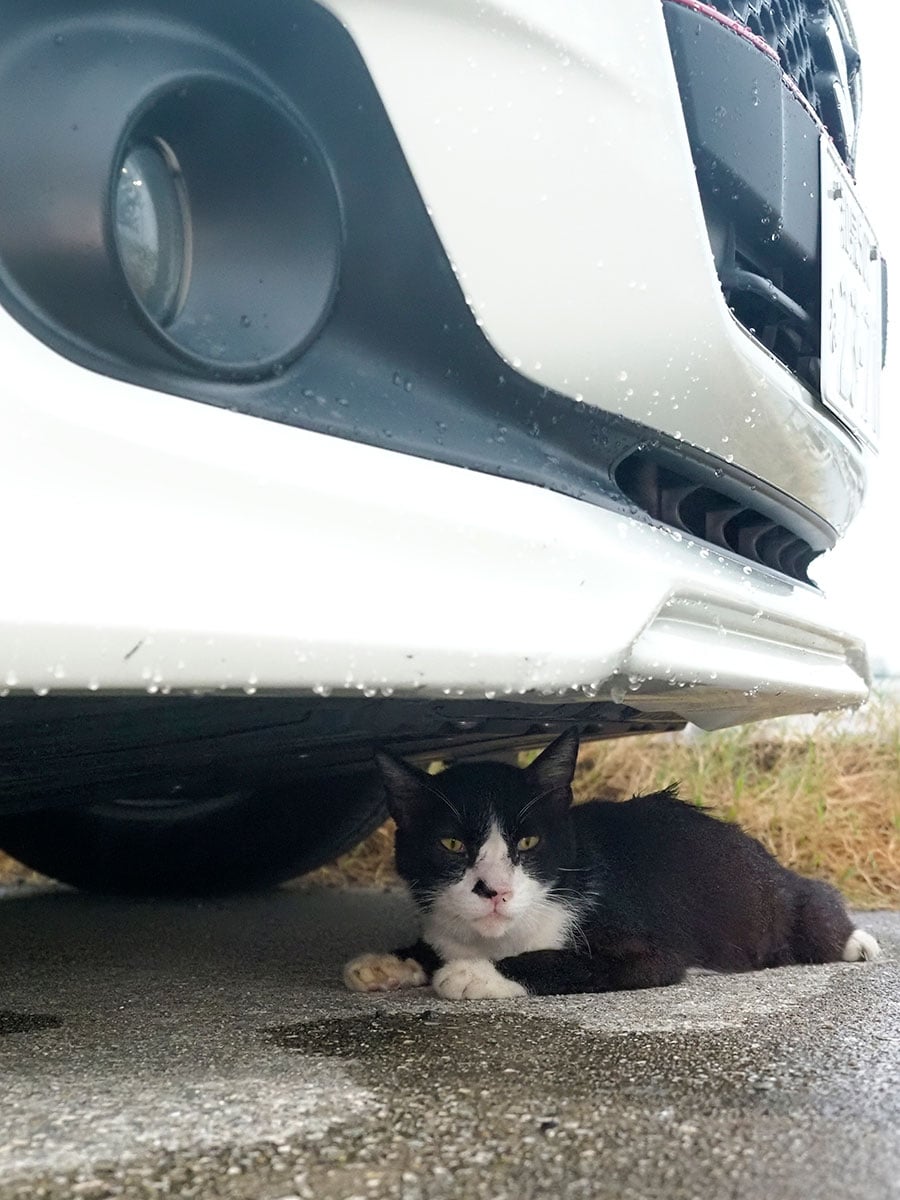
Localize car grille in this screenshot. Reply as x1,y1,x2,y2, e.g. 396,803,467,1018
700,0,861,168
663,0,864,398
615,451,820,582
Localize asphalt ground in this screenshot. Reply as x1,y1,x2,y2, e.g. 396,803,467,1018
1,885,898,1200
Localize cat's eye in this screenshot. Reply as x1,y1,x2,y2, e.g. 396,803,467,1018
440,837,466,854
517,835,541,852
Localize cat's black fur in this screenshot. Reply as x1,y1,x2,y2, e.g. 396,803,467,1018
349,729,877,998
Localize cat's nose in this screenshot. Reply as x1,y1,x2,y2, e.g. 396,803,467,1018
472,878,497,899
472,879,512,905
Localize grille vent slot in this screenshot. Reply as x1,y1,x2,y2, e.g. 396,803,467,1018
616,452,818,582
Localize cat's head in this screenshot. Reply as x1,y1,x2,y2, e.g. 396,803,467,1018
376,730,580,946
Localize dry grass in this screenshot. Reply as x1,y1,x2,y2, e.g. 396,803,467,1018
2,699,899,906
0,854,43,888
567,714,900,909
309,699,900,908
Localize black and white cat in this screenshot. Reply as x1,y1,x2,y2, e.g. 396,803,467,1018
343,729,881,1000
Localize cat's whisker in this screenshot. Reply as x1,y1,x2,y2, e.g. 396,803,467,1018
435,796,464,824
515,782,568,823
409,775,465,824
549,887,597,901
570,918,592,958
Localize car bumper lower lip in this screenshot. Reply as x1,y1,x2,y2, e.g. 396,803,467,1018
0,393,869,728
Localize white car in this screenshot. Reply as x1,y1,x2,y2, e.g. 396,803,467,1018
0,0,885,893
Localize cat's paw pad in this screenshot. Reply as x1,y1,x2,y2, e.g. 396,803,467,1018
432,959,527,1001
343,953,428,993
842,929,882,962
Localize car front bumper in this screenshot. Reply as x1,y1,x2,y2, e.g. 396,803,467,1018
0,0,873,736
0,296,867,729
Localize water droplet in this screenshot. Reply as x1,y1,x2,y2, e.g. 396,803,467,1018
617,370,628,382
239,314,251,328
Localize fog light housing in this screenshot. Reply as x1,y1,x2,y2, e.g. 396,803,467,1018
112,80,342,378
114,138,190,328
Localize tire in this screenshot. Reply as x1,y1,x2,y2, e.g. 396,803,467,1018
0,768,386,896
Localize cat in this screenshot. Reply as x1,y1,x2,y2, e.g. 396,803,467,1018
343,729,881,1000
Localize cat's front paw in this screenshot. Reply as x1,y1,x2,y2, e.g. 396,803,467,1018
432,958,527,1001
343,953,428,993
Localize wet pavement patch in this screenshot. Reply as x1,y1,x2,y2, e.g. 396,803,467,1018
251,1003,900,1199
266,1007,819,1116
0,1010,62,1038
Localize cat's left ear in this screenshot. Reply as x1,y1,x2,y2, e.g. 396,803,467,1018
526,729,579,805
374,749,434,828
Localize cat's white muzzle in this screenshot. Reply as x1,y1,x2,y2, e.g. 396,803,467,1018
472,909,514,938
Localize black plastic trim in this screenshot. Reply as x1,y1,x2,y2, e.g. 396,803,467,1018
614,449,825,583
664,2,822,394
694,0,861,171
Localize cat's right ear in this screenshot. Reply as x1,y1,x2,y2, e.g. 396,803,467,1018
526,728,579,802
374,749,433,827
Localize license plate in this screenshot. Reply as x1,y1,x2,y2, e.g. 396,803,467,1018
820,138,883,450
